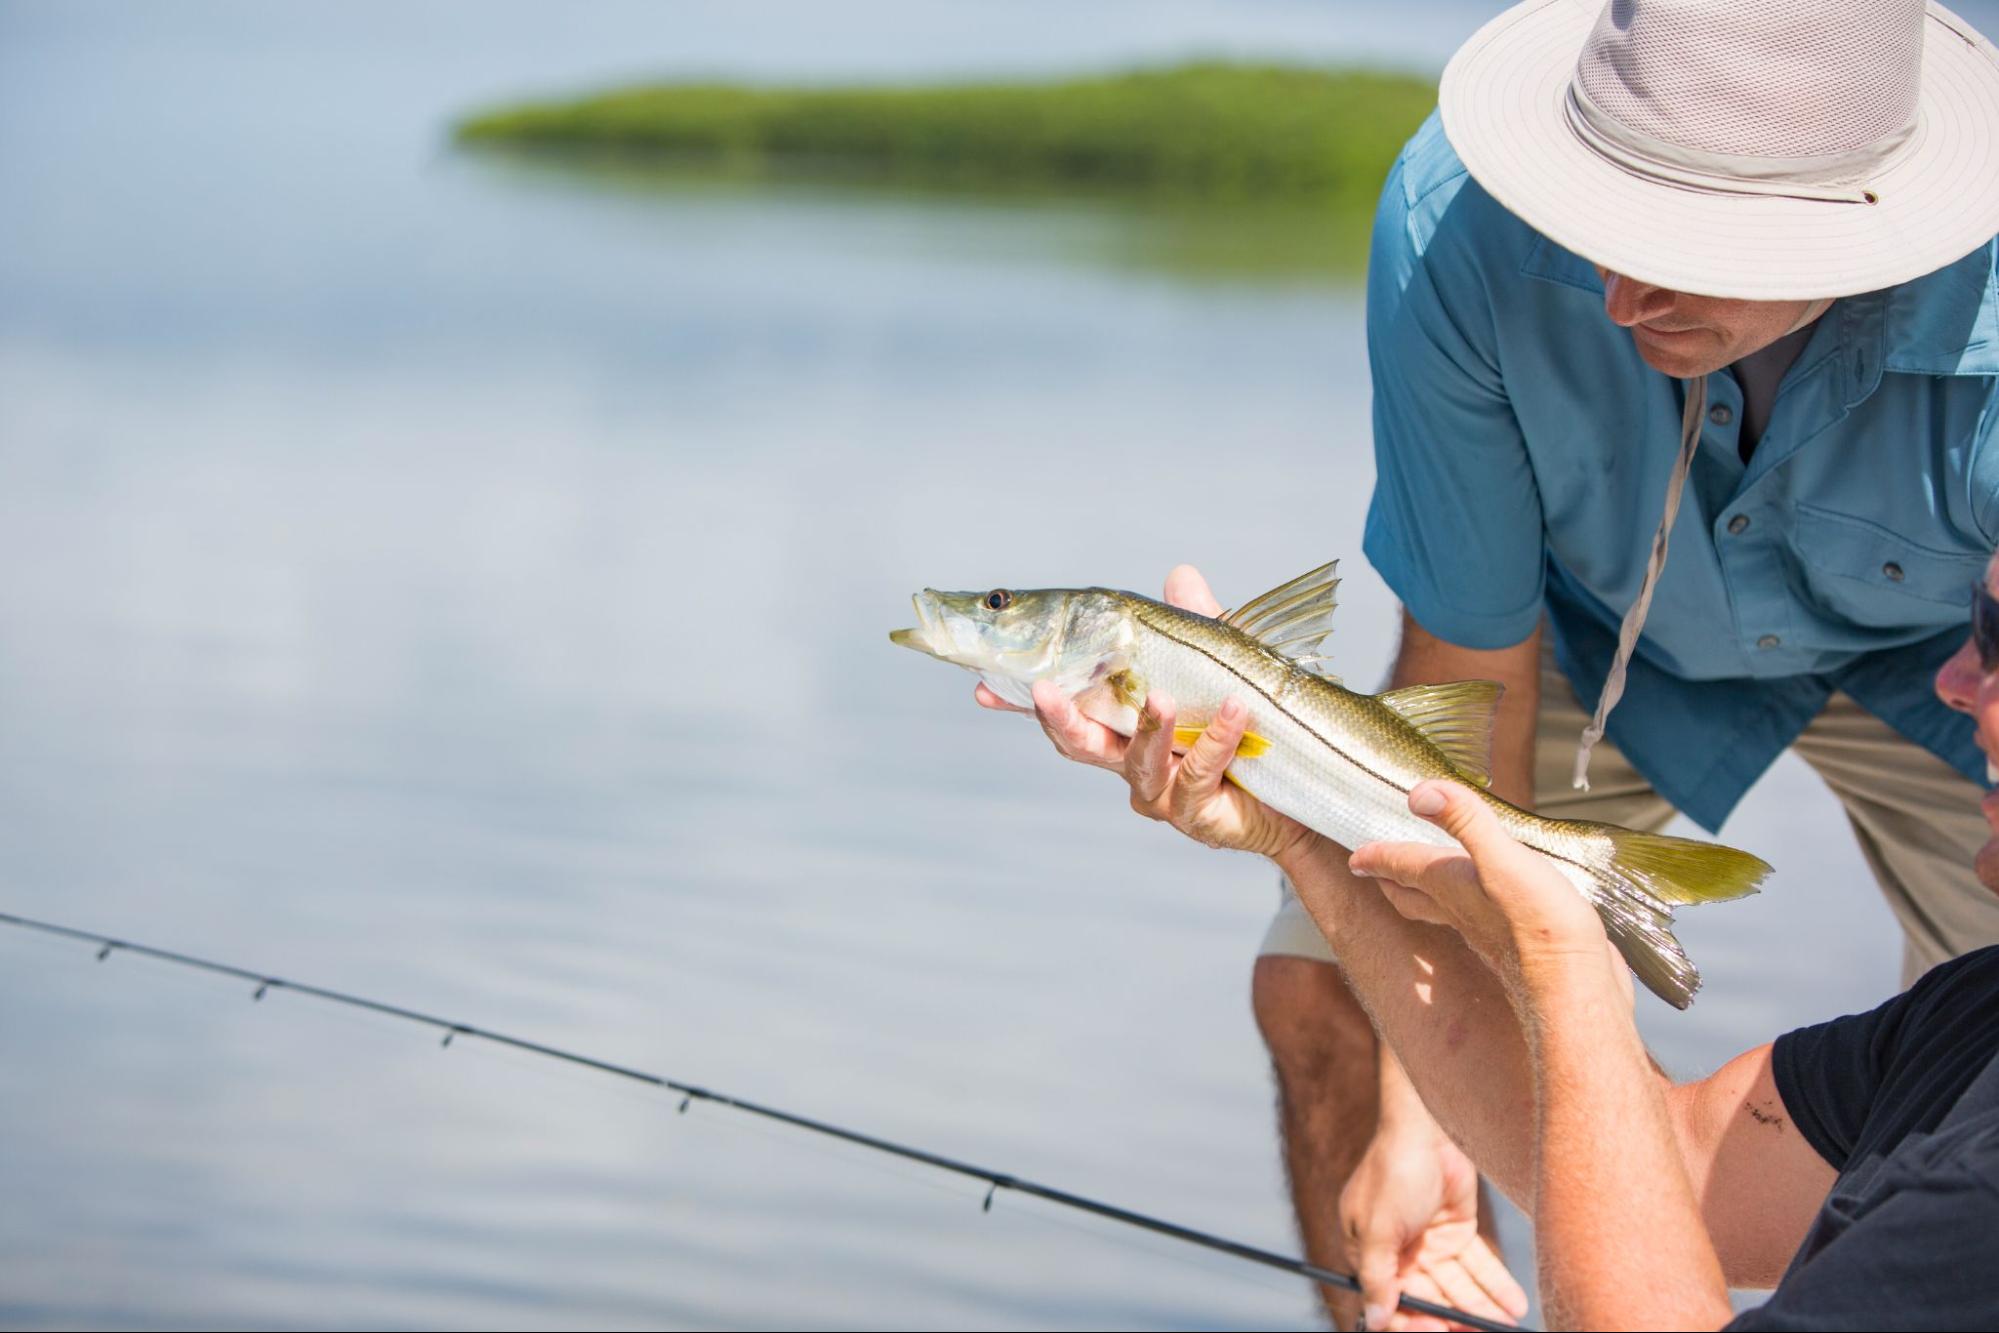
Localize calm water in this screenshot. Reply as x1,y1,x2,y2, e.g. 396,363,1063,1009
3,2,1994,1328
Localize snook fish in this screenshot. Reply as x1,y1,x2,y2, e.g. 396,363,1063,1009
891,561,1769,1008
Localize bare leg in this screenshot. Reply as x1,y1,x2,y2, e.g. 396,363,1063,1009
1256,954,1513,1328
1253,953,1384,1328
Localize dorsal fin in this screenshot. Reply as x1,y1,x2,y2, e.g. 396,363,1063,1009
1223,561,1340,678
1376,680,1504,787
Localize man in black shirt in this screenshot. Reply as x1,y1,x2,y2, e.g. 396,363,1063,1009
1742,948,1999,1327
1026,548,1999,1328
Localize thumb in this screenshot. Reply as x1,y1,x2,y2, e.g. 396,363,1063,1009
1163,564,1224,618
1406,781,1533,873
1354,1227,1403,1333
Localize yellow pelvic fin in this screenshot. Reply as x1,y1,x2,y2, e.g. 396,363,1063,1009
1375,679,1504,787
1172,724,1272,759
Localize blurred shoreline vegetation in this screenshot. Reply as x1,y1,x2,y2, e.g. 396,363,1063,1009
452,62,1437,282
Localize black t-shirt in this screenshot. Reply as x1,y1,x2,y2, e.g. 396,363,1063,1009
1728,945,1999,1330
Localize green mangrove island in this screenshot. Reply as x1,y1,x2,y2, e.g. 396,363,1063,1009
454,62,1438,277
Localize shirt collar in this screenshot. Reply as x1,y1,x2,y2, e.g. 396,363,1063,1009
1880,240,1999,377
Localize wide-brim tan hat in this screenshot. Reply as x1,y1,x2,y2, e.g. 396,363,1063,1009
1440,0,1999,300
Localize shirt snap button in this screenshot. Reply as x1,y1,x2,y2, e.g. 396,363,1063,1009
1727,514,1750,535
1757,634,1781,650
1709,404,1734,426
1883,562,1905,582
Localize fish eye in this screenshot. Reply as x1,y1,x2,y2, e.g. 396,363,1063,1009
983,589,1013,612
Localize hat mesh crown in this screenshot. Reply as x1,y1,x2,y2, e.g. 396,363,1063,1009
1574,0,1925,170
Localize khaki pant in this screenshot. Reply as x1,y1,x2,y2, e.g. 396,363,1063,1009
1260,644,1999,986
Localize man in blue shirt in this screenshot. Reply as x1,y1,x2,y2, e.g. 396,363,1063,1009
1237,0,1999,1323
1249,135,1999,1326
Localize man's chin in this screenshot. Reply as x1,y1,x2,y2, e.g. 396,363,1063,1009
1630,328,1728,379
1634,347,1726,378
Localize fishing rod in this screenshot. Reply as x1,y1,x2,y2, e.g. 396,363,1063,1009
1,909,1523,1333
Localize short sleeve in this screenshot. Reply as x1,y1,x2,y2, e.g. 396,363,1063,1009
1771,1001,1897,1172
1360,142,1546,650
1770,953,1986,1171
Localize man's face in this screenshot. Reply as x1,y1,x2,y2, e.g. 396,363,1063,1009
1595,268,1816,378
1935,551,1999,893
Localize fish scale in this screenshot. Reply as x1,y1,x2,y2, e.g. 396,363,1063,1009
1121,596,1619,909
1122,598,1466,851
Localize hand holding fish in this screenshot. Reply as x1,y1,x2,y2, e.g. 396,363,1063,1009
974,566,1315,860
1091,687,1318,861
969,561,1221,740
1350,781,1633,1016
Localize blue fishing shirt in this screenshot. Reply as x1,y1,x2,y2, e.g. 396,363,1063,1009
1362,114,1999,833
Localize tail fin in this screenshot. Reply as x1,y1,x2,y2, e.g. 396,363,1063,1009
1595,831,1770,1010
1596,878,1702,1008
1604,830,1770,906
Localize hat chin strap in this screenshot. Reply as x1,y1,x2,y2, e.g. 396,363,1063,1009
1786,297,1834,335
1572,296,1834,790
1572,374,1706,791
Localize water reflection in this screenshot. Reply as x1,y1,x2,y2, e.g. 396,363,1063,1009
0,125,1386,1333
455,146,1374,284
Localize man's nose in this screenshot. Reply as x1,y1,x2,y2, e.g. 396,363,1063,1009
1601,270,1674,327
1935,639,1981,714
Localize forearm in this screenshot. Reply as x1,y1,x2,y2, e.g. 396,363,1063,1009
1529,971,1731,1330
1279,835,1539,1204
1312,618,1545,1188
1287,838,1730,1331
1375,1041,1435,1138
1403,617,1726,1323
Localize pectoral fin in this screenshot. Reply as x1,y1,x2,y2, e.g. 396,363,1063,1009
1106,668,1148,712
1375,680,1504,787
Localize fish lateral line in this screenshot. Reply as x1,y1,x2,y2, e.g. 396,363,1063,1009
1113,603,1712,903
1131,606,1414,788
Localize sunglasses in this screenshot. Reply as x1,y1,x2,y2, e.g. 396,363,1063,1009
1975,580,1999,674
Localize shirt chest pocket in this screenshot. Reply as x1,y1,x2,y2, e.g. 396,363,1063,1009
1793,503,1987,629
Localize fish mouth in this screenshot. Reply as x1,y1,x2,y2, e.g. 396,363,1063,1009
889,590,946,658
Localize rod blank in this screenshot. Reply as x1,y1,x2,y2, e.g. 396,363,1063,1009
2,909,1523,1332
